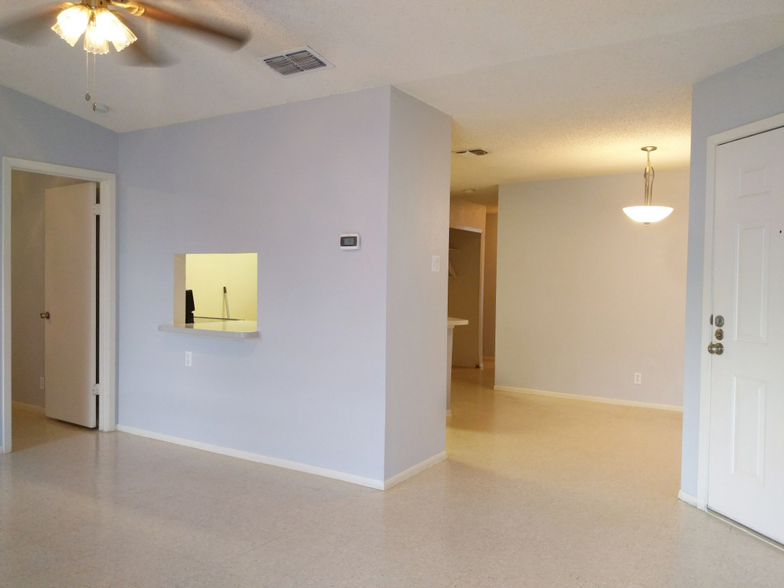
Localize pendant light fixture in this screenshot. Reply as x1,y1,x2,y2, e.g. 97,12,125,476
623,146,673,225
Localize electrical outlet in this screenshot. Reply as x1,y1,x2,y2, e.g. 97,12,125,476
39,377,45,390
185,351,192,367
634,373,642,385
431,255,441,272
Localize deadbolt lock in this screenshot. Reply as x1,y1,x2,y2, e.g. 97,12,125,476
715,329,724,340
715,315,725,328
707,342,724,355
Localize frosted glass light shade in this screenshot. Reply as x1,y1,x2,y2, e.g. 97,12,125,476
95,8,137,52
623,206,673,224
84,19,109,54
52,5,91,46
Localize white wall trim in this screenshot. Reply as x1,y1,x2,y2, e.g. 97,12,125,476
11,401,45,414
117,424,386,490
383,451,448,490
2,157,117,453
678,489,700,509
495,385,683,412
696,112,784,510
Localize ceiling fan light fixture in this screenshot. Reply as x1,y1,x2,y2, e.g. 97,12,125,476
52,4,136,54
52,4,91,47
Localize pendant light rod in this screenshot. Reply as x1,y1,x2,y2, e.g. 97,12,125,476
642,146,656,206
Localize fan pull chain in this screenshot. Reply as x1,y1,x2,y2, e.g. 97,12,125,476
85,51,90,101
85,53,97,102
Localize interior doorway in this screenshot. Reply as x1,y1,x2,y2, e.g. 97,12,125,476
1,158,117,453
448,227,483,368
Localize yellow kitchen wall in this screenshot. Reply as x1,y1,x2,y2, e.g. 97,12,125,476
185,253,258,321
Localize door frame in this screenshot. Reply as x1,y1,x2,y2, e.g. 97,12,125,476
1,157,117,453
696,112,784,509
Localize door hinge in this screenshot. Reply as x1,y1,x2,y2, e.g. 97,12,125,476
92,384,100,396
92,203,101,215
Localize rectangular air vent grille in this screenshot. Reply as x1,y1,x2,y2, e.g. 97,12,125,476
260,47,334,77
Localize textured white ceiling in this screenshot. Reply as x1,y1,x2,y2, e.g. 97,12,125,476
1,0,784,188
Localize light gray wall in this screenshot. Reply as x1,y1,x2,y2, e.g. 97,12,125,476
384,88,451,479
497,170,689,407
11,172,86,408
118,86,450,483
681,46,784,496
0,84,118,445
118,87,392,481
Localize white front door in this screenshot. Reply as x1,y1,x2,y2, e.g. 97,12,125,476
708,126,784,543
43,183,97,428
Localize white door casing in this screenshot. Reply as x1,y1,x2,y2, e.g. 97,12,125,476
44,183,97,428
707,127,784,543
2,158,117,453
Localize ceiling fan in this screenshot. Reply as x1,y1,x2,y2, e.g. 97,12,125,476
0,0,250,67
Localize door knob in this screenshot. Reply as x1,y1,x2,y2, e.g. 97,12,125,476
39,312,50,319
707,342,724,355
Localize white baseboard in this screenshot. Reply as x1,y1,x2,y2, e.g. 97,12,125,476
12,401,45,414
383,451,448,490
117,425,385,490
494,385,683,412
678,490,698,507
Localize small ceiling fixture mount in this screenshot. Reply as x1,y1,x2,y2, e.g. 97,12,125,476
622,146,673,225
454,149,489,157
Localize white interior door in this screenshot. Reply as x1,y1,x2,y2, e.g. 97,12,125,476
708,126,784,543
43,183,97,428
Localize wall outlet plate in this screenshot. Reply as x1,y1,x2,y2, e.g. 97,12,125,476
431,255,441,272
634,372,642,385
185,351,193,367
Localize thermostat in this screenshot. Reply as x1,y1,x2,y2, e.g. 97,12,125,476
340,233,361,250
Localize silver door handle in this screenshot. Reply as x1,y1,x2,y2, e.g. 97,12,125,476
707,342,724,355
40,312,50,319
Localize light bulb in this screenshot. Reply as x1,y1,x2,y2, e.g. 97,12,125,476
623,206,673,224
52,5,91,47
84,18,109,55
94,8,137,52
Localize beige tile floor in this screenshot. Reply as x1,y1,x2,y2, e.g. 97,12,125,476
2,368,783,587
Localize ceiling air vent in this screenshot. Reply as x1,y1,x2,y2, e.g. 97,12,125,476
259,47,334,77
454,149,489,157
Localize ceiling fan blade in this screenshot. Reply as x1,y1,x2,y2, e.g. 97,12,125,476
0,4,62,46
111,1,250,50
120,35,175,67
112,10,175,67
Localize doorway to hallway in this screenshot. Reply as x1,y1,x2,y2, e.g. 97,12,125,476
1,158,118,453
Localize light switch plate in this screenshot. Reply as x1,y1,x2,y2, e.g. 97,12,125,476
185,351,193,367
431,255,441,272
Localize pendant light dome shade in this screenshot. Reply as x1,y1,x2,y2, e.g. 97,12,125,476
623,146,672,225
623,205,673,224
